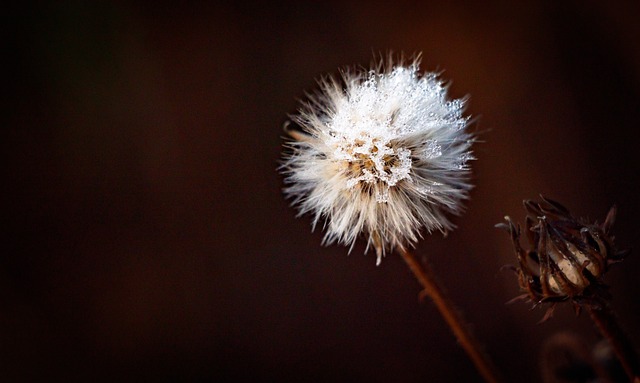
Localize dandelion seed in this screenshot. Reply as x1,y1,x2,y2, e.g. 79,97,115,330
280,55,474,265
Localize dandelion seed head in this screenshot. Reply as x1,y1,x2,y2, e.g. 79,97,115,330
281,56,474,264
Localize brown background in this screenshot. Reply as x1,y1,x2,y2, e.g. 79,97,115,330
4,1,640,381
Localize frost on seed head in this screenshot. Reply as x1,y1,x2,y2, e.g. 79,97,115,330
281,55,474,264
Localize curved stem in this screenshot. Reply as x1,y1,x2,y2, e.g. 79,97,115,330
587,305,640,383
399,248,502,383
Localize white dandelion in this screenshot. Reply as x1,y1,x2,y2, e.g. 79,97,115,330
281,56,474,265
279,58,500,382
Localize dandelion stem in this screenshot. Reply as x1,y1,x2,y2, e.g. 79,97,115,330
399,248,502,383
587,305,640,382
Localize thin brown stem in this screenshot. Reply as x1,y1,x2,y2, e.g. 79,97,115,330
587,305,640,382
399,248,502,383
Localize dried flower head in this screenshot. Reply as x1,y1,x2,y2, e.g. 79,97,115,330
498,196,628,321
281,56,474,264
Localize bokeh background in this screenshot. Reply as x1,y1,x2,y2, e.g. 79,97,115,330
5,1,640,381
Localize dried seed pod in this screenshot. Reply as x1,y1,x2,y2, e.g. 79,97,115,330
497,196,629,321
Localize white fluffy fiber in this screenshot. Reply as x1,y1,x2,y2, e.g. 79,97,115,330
281,57,474,264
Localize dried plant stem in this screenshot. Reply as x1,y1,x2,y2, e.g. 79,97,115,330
399,248,501,383
587,305,640,383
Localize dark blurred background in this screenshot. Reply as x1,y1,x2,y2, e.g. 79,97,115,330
4,1,640,381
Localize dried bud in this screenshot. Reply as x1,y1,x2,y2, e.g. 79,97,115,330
497,196,628,320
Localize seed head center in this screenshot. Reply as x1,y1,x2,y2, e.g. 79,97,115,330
334,134,412,190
